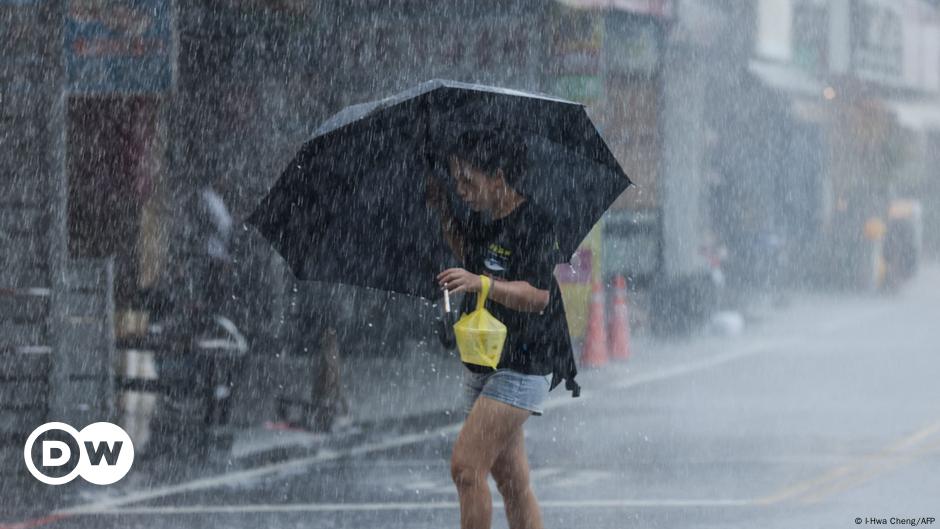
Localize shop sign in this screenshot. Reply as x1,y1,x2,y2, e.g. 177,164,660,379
792,0,829,74
604,16,662,76
852,0,904,82
557,0,674,19
549,5,605,103
65,0,174,94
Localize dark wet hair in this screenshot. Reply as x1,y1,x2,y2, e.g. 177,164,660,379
446,128,528,191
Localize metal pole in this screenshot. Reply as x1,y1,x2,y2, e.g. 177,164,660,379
44,0,71,422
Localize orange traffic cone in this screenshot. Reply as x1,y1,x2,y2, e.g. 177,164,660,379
581,280,609,368
609,275,632,361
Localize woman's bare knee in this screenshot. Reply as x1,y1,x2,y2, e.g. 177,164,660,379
494,470,529,500
492,454,531,499
451,452,486,490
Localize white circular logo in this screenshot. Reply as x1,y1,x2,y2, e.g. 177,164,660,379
23,422,134,486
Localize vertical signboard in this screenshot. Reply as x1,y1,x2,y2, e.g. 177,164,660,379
603,14,662,77
852,0,904,81
844,0,940,92
792,0,830,74
547,4,605,104
545,6,605,339
902,0,940,93
755,0,793,62
65,0,174,94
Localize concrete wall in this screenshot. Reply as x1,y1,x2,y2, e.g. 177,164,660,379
0,0,69,487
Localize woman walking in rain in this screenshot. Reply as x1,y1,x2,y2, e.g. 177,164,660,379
427,129,577,529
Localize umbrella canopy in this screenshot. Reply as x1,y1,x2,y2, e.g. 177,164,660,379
248,79,631,300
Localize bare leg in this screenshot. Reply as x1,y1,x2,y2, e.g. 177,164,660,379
452,396,531,529
491,427,544,529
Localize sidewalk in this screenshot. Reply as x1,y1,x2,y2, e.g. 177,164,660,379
187,334,463,465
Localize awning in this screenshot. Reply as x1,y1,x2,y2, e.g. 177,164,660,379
556,0,674,17
885,99,940,132
748,59,825,98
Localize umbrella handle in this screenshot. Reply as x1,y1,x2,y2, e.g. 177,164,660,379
444,288,451,313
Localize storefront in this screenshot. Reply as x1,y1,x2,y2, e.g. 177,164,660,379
599,8,665,278
821,0,940,288
65,0,174,311
545,1,672,333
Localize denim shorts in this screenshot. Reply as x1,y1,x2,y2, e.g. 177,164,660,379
463,368,551,416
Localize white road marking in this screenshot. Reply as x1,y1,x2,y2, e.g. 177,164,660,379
529,466,565,480
400,466,592,496
61,498,755,515
58,427,461,515
609,340,785,391
545,469,610,489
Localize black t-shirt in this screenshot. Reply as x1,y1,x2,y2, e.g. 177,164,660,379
458,200,563,375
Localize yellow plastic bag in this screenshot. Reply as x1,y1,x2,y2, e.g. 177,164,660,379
454,275,507,369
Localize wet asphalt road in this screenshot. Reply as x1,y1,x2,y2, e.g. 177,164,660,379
4,265,940,528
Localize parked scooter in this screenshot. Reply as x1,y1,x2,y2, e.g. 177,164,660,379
144,184,248,457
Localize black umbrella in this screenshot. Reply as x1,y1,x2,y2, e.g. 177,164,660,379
247,79,631,300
